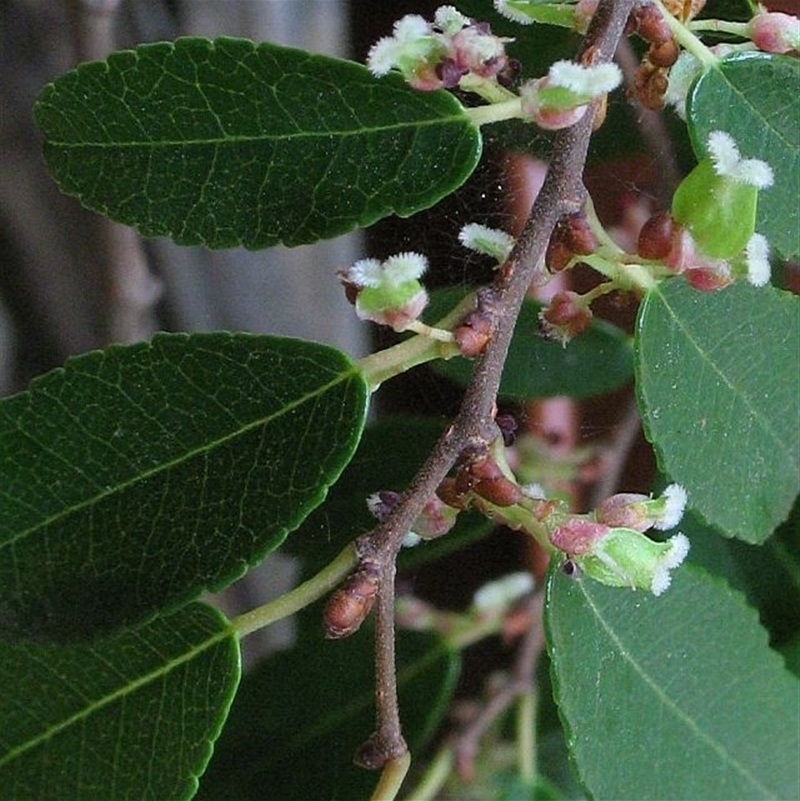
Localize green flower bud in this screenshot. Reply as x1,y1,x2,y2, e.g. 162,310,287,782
672,131,773,259
570,528,690,596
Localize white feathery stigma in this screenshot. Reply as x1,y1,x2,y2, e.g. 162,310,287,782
548,60,622,95
459,223,516,261
654,484,688,531
494,0,536,25
745,233,771,287
707,131,774,188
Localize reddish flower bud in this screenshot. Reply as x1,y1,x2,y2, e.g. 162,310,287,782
596,492,651,531
539,290,593,345
473,475,523,507
649,38,679,68
453,308,494,357
545,236,574,273
631,3,672,45
437,477,468,509
323,564,380,639
685,262,733,291
637,210,676,259
550,518,610,556
562,212,598,255
750,12,800,55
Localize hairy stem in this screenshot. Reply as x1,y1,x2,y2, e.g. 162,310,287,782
354,0,637,768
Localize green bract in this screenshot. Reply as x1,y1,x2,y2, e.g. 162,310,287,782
671,158,757,259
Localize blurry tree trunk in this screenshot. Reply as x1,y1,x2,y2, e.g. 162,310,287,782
0,0,363,662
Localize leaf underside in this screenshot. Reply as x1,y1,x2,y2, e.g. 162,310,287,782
0,603,240,801
546,565,800,800
635,279,799,542
34,37,482,249
0,333,368,641
196,625,458,801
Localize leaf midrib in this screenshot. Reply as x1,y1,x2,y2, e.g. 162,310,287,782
580,581,774,797
0,616,234,767
2,366,361,550
42,112,473,150
654,287,798,475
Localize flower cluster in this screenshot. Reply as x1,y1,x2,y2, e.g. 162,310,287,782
367,6,512,91
519,59,622,129
551,484,690,596
339,252,429,331
637,131,774,290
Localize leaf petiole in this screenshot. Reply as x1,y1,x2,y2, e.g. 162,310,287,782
233,544,358,639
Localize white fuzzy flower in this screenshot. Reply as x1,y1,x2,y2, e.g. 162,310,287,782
651,533,690,596
664,50,700,120
707,131,774,189
458,223,516,261
367,37,402,76
654,484,688,531
393,14,432,42
367,14,435,77
434,5,470,34
745,233,771,287
494,0,536,24
520,482,547,499
473,572,535,611
382,252,428,284
548,60,622,95
348,258,385,287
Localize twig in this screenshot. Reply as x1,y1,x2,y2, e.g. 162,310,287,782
452,593,545,780
353,0,637,769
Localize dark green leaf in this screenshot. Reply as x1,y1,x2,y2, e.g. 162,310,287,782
687,53,800,258
0,603,239,801
680,507,800,646
0,333,368,641
196,626,458,801
34,37,482,249
427,288,633,399
546,564,800,800
635,279,800,542
282,416,492,578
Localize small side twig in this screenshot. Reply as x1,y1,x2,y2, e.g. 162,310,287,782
453,593,545,781
351,0,637,771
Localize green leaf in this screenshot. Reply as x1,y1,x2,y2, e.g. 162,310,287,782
282,416,492,578
687,53,800,258
427,288,633,399
0,603,240,801
635,279,800,542
546,564,800,800
196,626,459,801
34,37,482,249
0,333,368,641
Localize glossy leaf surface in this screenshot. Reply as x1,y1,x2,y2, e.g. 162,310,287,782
687,53,800,258
546,565,800,800
635,279,799,542
0,603,239,801
427,288,633,399
196,626,458,801
0,333,368,641
34,37,482,249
